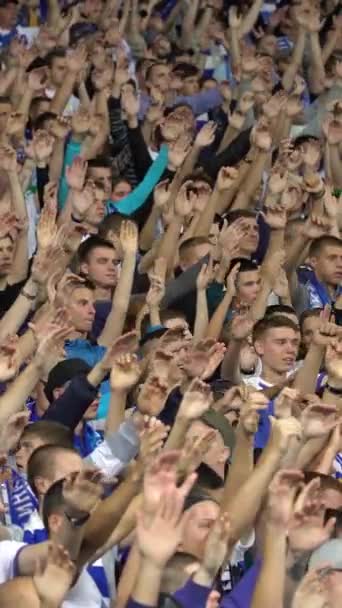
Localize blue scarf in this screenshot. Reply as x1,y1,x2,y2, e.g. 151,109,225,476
73,423,103,458
5,469,39,527
307,272,342,308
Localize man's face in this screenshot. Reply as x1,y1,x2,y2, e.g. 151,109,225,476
149,64,170,93
301,315,321,351
0,236,14,276
181,500,220,559
16,434,44,473
186,420,229,479
83,397,100,420
152,36,171,59
310,245,342,287
182,75,199,96
255,327,300,374
87,167,112,199
179,243,212,271
85,196,106,227
236,269,261,305
239,219,259,255
0,101,12,133
112,180,132,201
50,57,67,87
68,287,96,333
0,2,18,29
80,246,120,289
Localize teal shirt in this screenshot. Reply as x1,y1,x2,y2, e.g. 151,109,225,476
58,141,169,217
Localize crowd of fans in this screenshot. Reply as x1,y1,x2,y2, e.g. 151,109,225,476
0,0,341,606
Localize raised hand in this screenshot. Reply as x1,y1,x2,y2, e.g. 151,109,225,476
198,513,232,580
66,44,87,74
291,567,331,608
110,353,141,392
168,134,192,169
229,314,254,342
301,402,340,439
322,114,342,146
63,468,102,517
0,410,30,453
31,314,72,374
267,470,304,528
178,378,213,421
28,130,55,165
153,180,170,209
216,166,239,192
197,260,214,292
274,387,301,419
195,121,217,148
136,487,187,567
251,118,272,151
268,416,303,455
37,187,58,250
239,91,255,115
268,169,288,195
49,116,71,140
120,220,138,255
239,391,268,436
72,180,96,221
0,335,20,382
66,156,88,191
303,213,332,240
33,543,76,608
289,477,336,554
71,107,91,136
174,182,195,218
0,144,17,173
121,89,139,118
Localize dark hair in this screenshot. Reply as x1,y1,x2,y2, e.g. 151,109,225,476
172,63,199,79
45,48,67,66
265,304,297,318
87,156,113,170
77,235,115,264
21,421,73,448
253,315,299,342
229,258,259,273
33,111,57,131
27,444,78,496
42,478,66,530
308,235,342,258
145,61,165,83
179,236,211,257
224,209,257,225
26,57,48,72
182,169,214,189
0,96,11,104
98,212,127,237
299,308,322,333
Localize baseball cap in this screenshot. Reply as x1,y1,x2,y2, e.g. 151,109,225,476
201,409,236,453
140,324,167,346
309,539,342,571
44,358,91,403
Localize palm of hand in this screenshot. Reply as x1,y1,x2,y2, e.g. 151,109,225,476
289,514,330,553
143,469,176,514
34,562,74,607
110,365,139,391
72,188,93,216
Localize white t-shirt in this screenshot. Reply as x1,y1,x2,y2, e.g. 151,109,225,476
0,540,104,607
45,88,80,117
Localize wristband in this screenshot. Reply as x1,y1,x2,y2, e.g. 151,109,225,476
21,289,36,301
325,384,342,395
64,510,90,527
71,213,83,224
311,188,325,200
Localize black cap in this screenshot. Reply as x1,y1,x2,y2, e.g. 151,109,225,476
0,0,18,6
44,359,91,403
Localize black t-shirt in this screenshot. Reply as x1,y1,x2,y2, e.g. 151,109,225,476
0,279,26,319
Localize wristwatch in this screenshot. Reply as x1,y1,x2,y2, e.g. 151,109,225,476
64,510,90,527
325,384,342,395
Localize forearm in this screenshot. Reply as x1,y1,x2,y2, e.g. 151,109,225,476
49,138,65,183
0,360,42,425
132,558,163,607
322,29,339,64
81,469,140,563
293,344,324,393
216,162,250,215
47,0,61,27
194,189,221,237
164,415,190,451
250,282,272,322
221,340,242,383
99,252,136,346
10,231,29,282
222,426,254,508
194,290,209,343
308,33,326,95
225,444,282,542
157,217,182,275
116,542,141,608
231,153,268,210
251,524,287,608
282,30,306,92
50,72,76,114
0,277,38,341
105,390,128,436
239,0,263,37
328,144,342,189
206,289,234,340
149,304,161,327
139,207,161,251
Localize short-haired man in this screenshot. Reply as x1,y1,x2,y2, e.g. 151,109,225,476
246,315,301,389
304,236,342,308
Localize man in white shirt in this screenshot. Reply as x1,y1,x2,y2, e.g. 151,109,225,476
243,315,300,390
